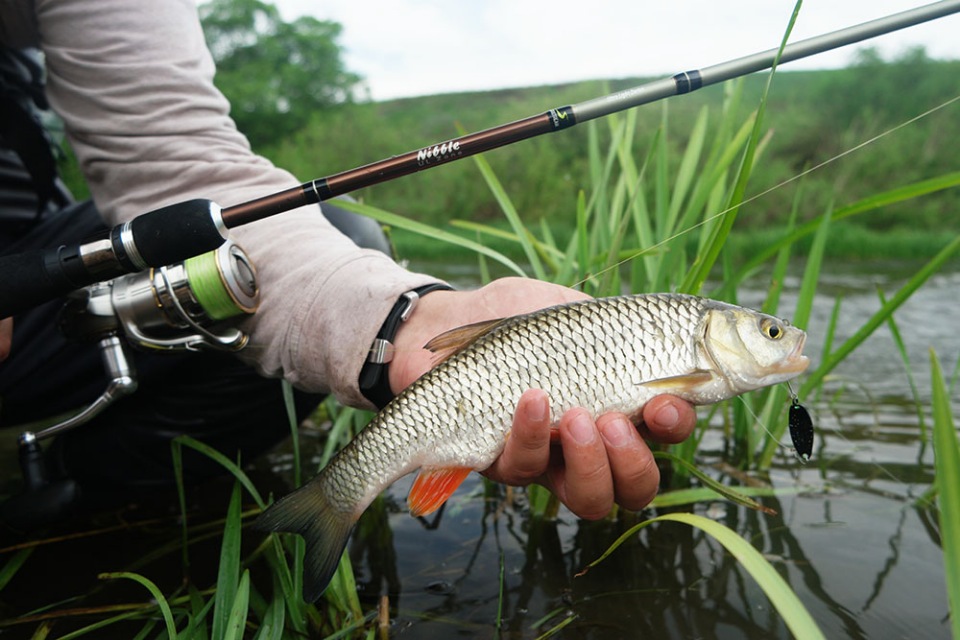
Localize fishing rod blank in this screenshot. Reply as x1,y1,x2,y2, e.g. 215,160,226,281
1,0,958,318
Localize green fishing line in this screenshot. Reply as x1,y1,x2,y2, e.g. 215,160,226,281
185,250,241,320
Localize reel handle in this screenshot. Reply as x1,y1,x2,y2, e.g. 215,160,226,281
0,199,227,318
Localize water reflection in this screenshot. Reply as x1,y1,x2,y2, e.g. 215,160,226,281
340,423,950,640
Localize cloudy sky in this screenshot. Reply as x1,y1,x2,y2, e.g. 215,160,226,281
272,1,960,100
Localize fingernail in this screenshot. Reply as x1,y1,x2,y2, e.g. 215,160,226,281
655,403,680,429
568,411,596,445
601,416,633,448
525,392,548,423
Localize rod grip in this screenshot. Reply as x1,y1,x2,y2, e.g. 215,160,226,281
124,199,227,267
0,199,227,318
0,245,94,317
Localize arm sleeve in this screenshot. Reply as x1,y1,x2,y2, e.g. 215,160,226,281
32,0,442,407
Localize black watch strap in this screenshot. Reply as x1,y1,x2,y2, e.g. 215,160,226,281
359,283,453,409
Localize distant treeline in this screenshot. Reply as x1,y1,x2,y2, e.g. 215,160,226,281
262,47,959,249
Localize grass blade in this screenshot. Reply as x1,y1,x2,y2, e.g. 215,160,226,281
761,186,802,316
222,570,251,640
726,171,960,287
578,512,825,639
879,289,927,440
651,485,800,509
0,548,32,592
930,350,960,640
172,435,265,510
468,151,546,280
252,591,285,640
212,482,243,640
682,1,801,294
652,451,776,514
97,572,178,639
792,203,831,331
333,198,527,277
281,380,302,487
665,106,709,236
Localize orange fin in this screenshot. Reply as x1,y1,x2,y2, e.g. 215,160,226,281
408,467,473,517
639,370,714,391
423,318,506,364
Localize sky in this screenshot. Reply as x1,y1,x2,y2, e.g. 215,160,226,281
271,1,960,101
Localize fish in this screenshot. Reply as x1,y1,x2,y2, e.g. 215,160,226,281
254,293,809,600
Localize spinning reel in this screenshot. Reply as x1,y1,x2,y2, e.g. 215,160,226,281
14,239,259,502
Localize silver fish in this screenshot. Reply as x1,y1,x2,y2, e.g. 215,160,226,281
255,293,809,600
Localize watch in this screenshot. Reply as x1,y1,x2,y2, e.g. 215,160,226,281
359,283,453,409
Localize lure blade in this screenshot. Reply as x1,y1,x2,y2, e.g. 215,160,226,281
789,399,814,463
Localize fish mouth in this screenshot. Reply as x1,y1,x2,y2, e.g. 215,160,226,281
772,333,810,376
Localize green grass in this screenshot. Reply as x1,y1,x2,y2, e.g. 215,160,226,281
930,351,960,640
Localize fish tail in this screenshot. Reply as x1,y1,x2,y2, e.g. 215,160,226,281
253,478,356,602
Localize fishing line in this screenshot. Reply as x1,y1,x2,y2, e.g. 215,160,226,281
734,393,792,455
580,92,960,286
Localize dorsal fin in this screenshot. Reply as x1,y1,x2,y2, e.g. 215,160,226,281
423,318,506,364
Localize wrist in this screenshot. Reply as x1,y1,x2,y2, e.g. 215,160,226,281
358,284,453,409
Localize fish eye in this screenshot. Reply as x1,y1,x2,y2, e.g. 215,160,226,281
760,317,783,340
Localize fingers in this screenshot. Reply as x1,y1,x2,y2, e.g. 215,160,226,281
482,389,551,486
595,413,660,511
485,391,696,520
548,409,661,518
548,409,615,520
637,395,697,444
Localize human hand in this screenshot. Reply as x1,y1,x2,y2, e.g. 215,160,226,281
389,277,698,519
0,317,11,362
483,390,696,518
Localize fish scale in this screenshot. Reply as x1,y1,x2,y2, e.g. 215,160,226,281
255,292,809,601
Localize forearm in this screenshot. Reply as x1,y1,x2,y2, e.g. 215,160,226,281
32,0,440,403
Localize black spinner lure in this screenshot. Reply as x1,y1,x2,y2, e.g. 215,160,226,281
788,395,814,463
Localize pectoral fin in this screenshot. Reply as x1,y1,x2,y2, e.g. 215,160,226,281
639,370,715,391
408,467,473,517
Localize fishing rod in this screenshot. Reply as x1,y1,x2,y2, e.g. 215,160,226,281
1,0,958,319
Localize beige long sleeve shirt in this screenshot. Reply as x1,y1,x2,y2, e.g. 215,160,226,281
0,0,442,408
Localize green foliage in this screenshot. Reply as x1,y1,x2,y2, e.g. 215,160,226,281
262,49,960,253
199,0,362,147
